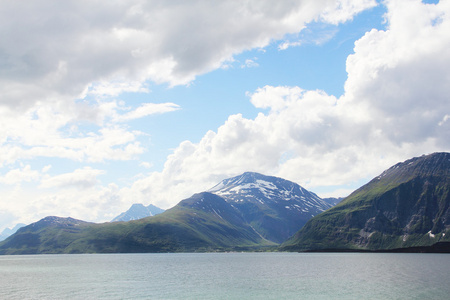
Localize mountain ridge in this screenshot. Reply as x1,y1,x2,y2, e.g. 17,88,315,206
0,192,273,254
112,203,165,222
281,152,450,251
0,172,328,254
3,153,448,255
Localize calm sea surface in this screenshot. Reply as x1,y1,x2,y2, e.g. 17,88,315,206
0,252,449,299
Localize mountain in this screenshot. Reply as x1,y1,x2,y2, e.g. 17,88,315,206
145,192,273,250
0,172,337,254
112,203,165,222
322,197,344,206
0,223,26,242
208,172,333,243
0,193,273,254
0,217,93,254
281,152,450,251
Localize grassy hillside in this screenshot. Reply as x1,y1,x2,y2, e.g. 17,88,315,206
0,193,275,254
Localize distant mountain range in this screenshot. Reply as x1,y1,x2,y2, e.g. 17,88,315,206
1,153,449,254
281,152,450,252
0,172,330,254
321,197,343,206
112,203,165,222
0,223,25,242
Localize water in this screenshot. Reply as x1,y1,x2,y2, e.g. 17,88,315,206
0,252,449,299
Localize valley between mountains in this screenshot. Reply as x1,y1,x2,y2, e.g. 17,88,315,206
1,152,449,254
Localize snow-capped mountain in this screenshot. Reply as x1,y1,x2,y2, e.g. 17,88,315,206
209,172,331,214
111,203,165,222
208,172,333,243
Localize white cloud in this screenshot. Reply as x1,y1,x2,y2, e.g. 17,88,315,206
0,182,124,230
114,102,181,122
139,162,153,169
278,41,302,50
0,109,146,166
0,0,375,110
42,165,52,173
40,167,105,189
87,80,150,98
344,0,450,146
439,115,450,126
117,0,450,209
0,1,372,170
320,0,378,24
0,165,40,186
241,59,259,69
250,86,307,112
0,95,184,166
278,24,339,50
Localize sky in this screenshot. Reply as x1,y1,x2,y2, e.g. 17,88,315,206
0,0,449,231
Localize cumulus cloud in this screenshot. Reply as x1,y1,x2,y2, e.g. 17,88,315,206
0,165,41,185
0,182,124,230
320,0,378,24
87,81,150,98
40,167,105,189
0,107,146,166
344,0,450,146
0,0,374,169
118,0,450,209
0,0,375,110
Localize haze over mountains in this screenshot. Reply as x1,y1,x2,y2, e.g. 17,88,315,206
112,204,165,222
0,224,25,242
1,152,449,254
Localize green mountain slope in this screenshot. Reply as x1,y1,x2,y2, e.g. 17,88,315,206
0,193,274,254
281,152,450,251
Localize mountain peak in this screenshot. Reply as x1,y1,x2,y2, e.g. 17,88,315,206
355,152,450,195
207,172,332,243
26,216,89,232
208,172,325,204
379,152,450,179
282,152,450,251
209,172,265,191
111,203,165,222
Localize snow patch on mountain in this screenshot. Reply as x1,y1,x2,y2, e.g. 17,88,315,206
208,172,332,212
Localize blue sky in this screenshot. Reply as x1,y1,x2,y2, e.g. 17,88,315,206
104,3,388,179
0,0,449,231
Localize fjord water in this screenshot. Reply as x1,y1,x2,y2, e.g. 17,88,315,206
1,253,449,299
